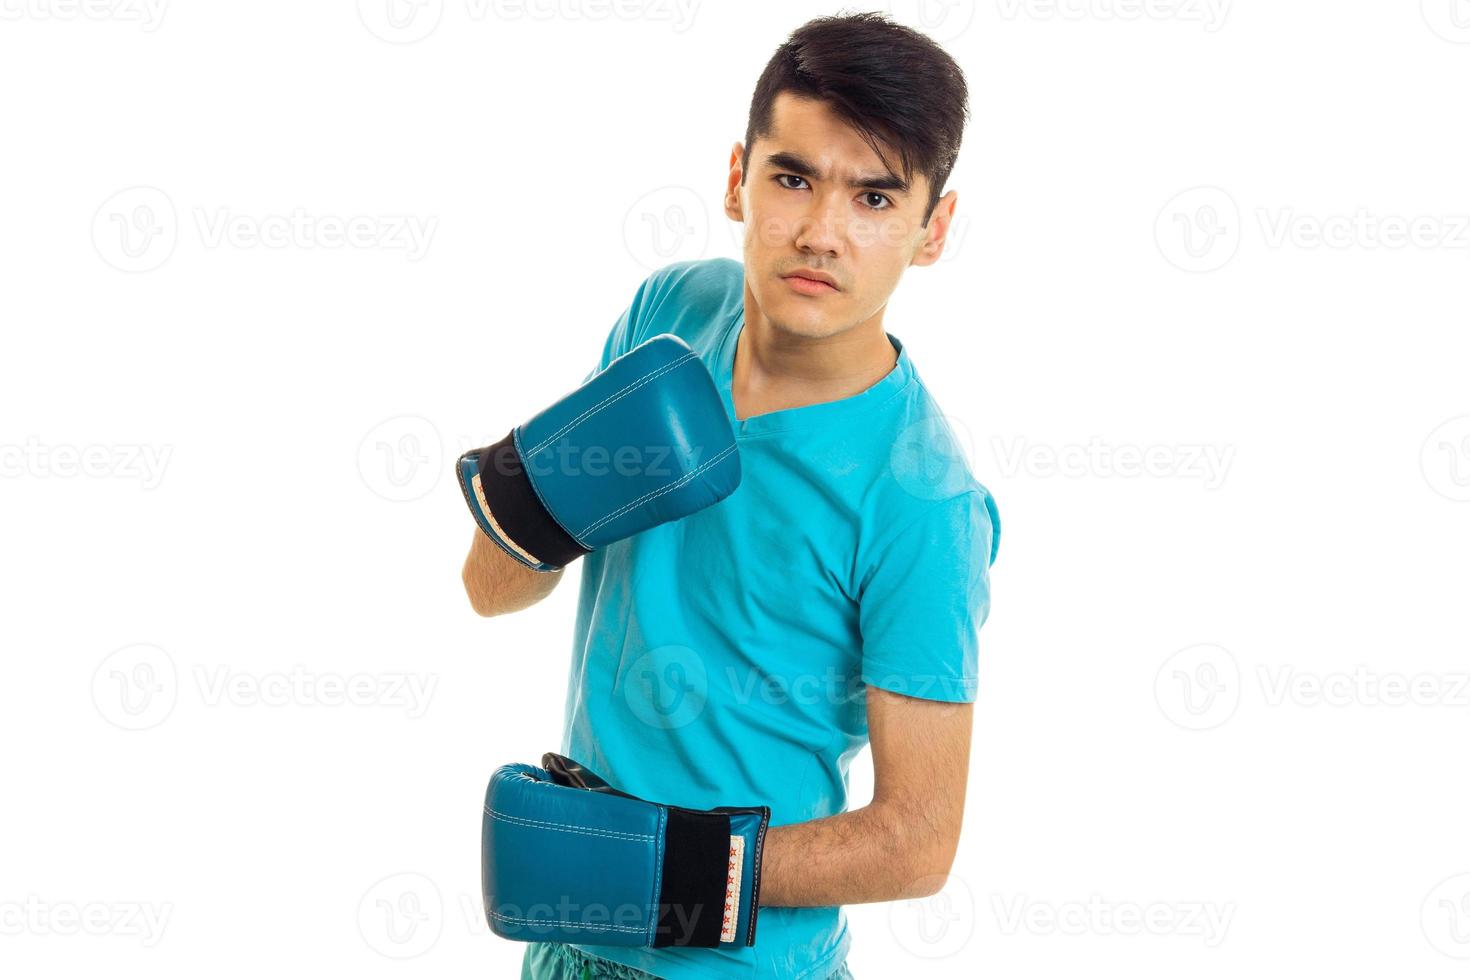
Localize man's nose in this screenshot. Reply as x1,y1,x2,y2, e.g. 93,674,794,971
792,195,846,255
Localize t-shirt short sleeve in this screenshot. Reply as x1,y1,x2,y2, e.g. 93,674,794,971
858,488,999,703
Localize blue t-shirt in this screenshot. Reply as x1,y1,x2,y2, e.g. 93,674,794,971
562,258,999,979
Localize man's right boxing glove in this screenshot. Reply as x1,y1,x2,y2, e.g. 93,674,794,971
482,753,770,948
457,334,740,571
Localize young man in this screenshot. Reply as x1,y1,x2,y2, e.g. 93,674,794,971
462,13,998,979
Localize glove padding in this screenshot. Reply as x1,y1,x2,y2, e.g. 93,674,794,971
457,334,740,571
482,753,770,948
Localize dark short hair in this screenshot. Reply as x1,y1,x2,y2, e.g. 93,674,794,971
742,11,969,225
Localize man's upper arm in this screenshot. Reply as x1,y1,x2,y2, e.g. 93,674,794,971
867,686,974,885
858,486,996,883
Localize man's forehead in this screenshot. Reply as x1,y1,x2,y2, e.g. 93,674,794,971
761,93,900,180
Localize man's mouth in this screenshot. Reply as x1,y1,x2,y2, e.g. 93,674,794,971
781,269,839,295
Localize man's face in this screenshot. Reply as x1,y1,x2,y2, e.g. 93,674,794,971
725,92,955,341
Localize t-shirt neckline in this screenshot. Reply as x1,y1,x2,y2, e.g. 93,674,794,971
714,304,914,436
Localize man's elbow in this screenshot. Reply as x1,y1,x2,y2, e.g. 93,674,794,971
461,554,503,618
874,804,961,899
900,861,955,899
461,539,564,617
464,590,495,619
895,845,958,899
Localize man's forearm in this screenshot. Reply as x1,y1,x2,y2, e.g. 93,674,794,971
461,531,563,617
758,800,955,906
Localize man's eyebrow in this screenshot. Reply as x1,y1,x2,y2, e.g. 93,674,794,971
763,151,909,194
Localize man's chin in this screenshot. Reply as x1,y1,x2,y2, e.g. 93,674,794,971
752,285,850,340
767,313,847,341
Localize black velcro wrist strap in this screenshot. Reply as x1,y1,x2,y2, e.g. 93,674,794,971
654,809,732,948
477,431,589,569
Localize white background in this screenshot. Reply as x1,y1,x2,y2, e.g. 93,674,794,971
2,1,1469,977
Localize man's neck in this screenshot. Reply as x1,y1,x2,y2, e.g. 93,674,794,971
732,286,898,421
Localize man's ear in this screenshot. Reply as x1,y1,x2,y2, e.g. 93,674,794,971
911,189,959,268
724,142,746,223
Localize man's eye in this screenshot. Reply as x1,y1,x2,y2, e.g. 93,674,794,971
775,174,808,190
863,192,891,210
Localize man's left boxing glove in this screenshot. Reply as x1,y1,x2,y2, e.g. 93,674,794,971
482,753,770,948
457,334,740,571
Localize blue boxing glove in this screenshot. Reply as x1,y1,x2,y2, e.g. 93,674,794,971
482,753,770,948
457,334,740,571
